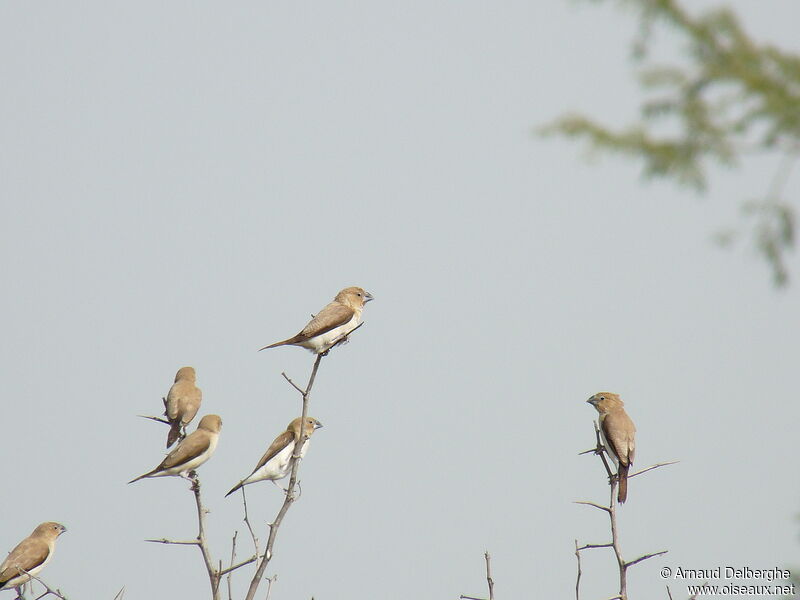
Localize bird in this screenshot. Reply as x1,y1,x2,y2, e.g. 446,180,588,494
129,414,222,483
0,522,66,591
225,416,323,497
163,366,202,448
259,286,373,354
587,392,636,503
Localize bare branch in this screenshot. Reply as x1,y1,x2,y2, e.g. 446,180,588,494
112,587,125,600
577,543,614,551
145,472,221,599
218,554,259,577
264,575,276,600
280,373,305,395
575,540,582,600
188,472,221,600
18,569,68,600
244,352,325,600
227,532,237,600
240,487,260,556
137,414,170,426
629,461,679,479
577,423,676,600
574,501,611,514
591,422,614,479
666,585,674,600
626,550,669,568
459,551,495,600
484,551,494,600
144,538,200,546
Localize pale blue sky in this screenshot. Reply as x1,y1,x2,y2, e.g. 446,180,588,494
1,2,798,599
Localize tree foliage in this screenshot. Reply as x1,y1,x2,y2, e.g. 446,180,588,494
542,0,799,286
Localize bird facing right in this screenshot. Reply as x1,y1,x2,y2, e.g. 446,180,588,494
587,392,636,504
259,286,373,354
129,414,222,484
0,522,67,591
226,416,323,497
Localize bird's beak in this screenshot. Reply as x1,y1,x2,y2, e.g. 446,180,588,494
364,291,374,303
315,420,324,429
586,397,595,405
61,525,68,533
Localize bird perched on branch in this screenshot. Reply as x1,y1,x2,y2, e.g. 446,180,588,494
587,392,636,503
259,286,373,354
164,366,202,448
0,522,66,591
129,414,222,483
225,416,323,497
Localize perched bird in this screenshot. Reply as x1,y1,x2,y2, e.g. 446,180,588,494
259,286,373,354
587,392,636,503
0,522,66,591
129,414,222,483
164,366,203,448
225,416,323,497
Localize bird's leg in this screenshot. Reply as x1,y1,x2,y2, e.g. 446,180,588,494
13,585,22,600
181,470,198,489
270,480,291,494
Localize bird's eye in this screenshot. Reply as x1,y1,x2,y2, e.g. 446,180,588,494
599,396,605,401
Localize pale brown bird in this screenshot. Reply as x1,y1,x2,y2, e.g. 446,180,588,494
129,414,222,483
164,366,202,448
587,392,636,503
226,416,323,497
259,286,373,354
0,522,66,591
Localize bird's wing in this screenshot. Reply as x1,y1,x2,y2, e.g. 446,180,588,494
251,430,294,473
601,411,635,466
0,538,48,583
298,302,355,339
166,380,201,421
159,431,210,470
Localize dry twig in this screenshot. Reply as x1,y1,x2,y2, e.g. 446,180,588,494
575,424,674,600
459,551,495,600
243,351,326,600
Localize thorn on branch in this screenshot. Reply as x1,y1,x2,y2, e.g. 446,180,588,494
137,414,171,426
144,538,200,546
629,461,679,479
574,501,611,514
625,550,668,568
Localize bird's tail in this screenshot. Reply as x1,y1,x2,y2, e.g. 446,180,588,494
617,464,629,503
258,338,296,351
166,422,182,448
128,472,150,484
225,481,245,498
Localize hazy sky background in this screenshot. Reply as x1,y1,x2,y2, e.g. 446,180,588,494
2,2,798,599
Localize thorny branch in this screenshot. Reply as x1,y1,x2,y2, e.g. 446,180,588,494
575,540,581,600
243,351,326,600
144,471,223,600
575,424,674,600
139,324,360,600
459,551,495,600
15,570,68,600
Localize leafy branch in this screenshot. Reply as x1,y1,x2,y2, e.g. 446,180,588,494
541,0,799,286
